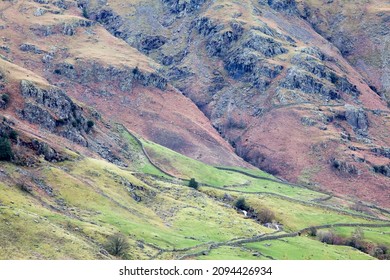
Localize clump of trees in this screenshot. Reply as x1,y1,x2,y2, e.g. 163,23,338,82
105,233,130,258
188,178,199,190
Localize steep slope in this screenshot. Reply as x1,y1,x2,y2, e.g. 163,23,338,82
0,0,246,167
80,0,390,207
296,0,390,100
1,120,389,260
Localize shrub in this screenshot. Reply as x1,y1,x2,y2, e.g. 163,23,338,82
188,178,198,189
346,228,365,250
235,197,250,211
105,233,130,257
258,208,275,224
8,129,18,141
1,94,10,105
308,227,317,237
87,120,94,128
0,136,13,161
318,230,337,244
82,6,89,18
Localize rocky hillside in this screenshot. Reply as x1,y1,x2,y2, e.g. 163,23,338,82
0,1,389,206
66,0,390,207
0,0,390,261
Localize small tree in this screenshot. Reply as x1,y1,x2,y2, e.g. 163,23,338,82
105,233,130,258
87,120,94,128
82,6,89,18
188,178,198,189
1,94,10,104
0,136,13,161
235,197,250,211
9,129,18,141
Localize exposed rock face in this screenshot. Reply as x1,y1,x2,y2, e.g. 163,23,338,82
330,158,359,175
373,165,390,177
19,80,89,146
245,30,289,57
371,147,390,159
162,0,207,14
261,0,297,13
94,9,123,36
30,19,94,37
31,139,63,162
54,61,167,91
344,105,368,135
19,43,44,54
282,68,339,99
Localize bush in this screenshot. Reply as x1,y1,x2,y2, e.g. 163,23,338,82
188,178,198,189
82,6,89,18
8,129,18,141
318,230,337,244
346,228,365,250
105,233,130,257
0,136,13,161
1,94,9,104
308,227,317,237
87,120,94,128
235,197,250,211
258,208,275,224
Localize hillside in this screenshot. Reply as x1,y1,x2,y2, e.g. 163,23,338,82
0,0,389,260
76,0,390,207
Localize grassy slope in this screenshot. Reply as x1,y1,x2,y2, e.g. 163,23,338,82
0,130,388,260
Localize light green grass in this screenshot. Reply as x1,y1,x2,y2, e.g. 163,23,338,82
332,227,390,247
117,125,171,178
142,139,251,186
246,237,374,260
197,246,269,260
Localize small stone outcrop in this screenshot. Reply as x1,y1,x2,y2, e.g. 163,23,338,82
19,80,89,146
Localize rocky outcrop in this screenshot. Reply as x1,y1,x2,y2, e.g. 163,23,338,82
19,43,44,54
245,30,288,58
193,17,220,36
259,0,297,13
19,80,89,146
93,9,123,37
344,105,368,135
373,165,390,178
371,147,390,159
330,158,359,175
289,54,359,97
31,139,64,162
140,36,167,52
282,68,339,99
206,22,244,57
162,0,207,14
30,18,94,37
54,60,167,90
